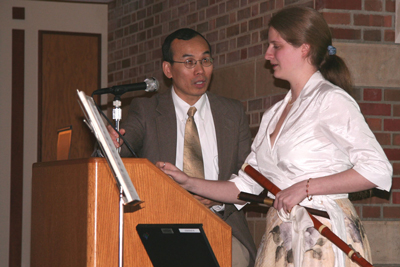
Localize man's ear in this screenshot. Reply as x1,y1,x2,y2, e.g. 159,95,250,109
162,61,173,79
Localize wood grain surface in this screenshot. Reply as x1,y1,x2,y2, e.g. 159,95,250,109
31,158,231,267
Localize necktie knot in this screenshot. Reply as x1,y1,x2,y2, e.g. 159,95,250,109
187,106,197,117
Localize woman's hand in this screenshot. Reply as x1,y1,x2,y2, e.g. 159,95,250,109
192,195,222,208
155,161,243,205
273,180,307,213
155,161,190,187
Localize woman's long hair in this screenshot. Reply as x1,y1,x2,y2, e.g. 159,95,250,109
268,6,353,94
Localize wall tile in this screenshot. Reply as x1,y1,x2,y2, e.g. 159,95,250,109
210,61,256,100
365,0,383,11
363,221,400,264
359,103,391,116
322,12,351,25
334,42,400,87
363,206,381,218
384,89,400,101
319,0,362,10
331,28,362,40
383,207,400,218
364,88,382,101
384,119,400,131
383,148,400,160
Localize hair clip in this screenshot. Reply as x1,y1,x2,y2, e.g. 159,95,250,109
328,45,336,56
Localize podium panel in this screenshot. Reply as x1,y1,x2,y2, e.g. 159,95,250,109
31,158,231,267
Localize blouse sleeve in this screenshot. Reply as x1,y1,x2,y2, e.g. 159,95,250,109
318,88,392,191
229,150,265,210
228,109,275,209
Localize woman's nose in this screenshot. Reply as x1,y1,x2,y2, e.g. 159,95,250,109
265,47,273,60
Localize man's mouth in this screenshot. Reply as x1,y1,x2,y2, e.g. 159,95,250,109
194,80,206,87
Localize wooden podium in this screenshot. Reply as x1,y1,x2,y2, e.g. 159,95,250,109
31,158,231,267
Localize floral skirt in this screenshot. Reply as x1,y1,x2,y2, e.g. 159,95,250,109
255,199,372,267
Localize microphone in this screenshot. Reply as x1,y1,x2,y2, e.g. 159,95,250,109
92,77,159,96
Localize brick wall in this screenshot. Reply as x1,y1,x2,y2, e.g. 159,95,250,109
107,0,316,86
107,0,397,86
318,0,396,42
107,0,399,223
352,87,400,219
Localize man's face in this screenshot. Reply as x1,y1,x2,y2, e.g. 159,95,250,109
162,35,213,106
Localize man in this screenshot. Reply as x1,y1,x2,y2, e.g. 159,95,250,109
108,28,256,266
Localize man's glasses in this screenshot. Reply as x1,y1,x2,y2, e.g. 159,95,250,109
171,57,214,69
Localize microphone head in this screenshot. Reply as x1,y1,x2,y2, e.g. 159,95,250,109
144,77,159,92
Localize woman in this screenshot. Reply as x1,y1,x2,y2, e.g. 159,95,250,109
157,6,392,267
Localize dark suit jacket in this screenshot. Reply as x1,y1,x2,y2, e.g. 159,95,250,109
120,90,257,265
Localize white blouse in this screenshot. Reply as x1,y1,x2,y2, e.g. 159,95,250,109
230,71,392,267
231,71,392,207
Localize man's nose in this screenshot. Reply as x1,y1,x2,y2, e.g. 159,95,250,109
194,61,205,74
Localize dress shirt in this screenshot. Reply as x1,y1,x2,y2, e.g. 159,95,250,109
172,88,219,180
172,88,224,211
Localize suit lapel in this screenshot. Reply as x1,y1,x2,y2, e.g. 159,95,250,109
155,90,177,164
208,93,235,181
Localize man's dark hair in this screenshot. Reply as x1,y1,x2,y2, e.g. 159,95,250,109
162,28,211,63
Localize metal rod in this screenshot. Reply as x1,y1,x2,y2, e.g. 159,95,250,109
119,187,124,267
114,96,124,267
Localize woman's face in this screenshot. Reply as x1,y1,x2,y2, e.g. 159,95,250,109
265,27,306,83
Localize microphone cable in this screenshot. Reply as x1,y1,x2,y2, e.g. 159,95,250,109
92,97,138,158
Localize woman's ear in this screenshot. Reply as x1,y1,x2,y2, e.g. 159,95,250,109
301,43,311,58
162,61,173,79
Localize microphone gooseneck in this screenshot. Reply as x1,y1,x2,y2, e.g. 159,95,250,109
92,77,159,96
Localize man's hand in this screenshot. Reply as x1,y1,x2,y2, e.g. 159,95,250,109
107,125,125,148
192,195,222,208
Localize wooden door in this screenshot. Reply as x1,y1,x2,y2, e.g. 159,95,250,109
39,31,101,162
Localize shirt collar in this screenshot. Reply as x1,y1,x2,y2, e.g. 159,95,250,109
299,71,324,98
171,87,207,121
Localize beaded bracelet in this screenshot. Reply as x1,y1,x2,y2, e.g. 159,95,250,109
306,178,313,201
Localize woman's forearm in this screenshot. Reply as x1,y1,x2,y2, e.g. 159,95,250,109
157,161,246,204
308,169,377,196
182,178,245,204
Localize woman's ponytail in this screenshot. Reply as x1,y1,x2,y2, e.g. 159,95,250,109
319,49,353,95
